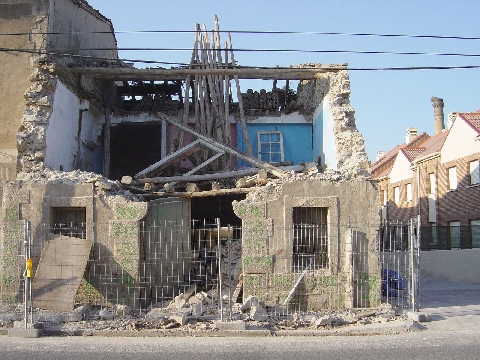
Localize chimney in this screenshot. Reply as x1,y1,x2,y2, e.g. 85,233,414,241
447,112,457,130
376,151,386,160
431,97,445,135
406,127,418,144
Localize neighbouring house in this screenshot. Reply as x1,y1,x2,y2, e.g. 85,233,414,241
1,0,379,311
370,97,480,283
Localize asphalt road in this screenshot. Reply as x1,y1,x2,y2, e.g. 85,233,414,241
1,330,480,360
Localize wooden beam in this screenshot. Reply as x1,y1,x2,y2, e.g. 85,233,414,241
156,112,286,178
156,187,255,198
137,167,260,184
69,66,345,81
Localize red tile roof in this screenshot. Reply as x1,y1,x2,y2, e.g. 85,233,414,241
370,130,449,178
457,112,480,135
402,147,426,162
414,130,449,159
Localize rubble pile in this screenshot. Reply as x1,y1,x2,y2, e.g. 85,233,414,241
0,297,403,335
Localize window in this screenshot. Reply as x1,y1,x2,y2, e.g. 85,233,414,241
394,186,400,204
257,131,284,163
448,167,457,190
383,190,387,206
431,223,437,244
470,160,480,185
51,207,86,239
406,183,412,202
292,207,328,272
428,173,436,195
471,220,480,248
449,221,461,248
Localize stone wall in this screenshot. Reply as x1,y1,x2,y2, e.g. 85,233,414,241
233,179,380,310
0,178,148,308
295,67,370,176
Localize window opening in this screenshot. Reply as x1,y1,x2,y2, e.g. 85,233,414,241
406,183,412,202
449,221,461,248
471,219,480,248
448,167,457,190
292,207,328,272
257,131,284,163
50,207,86,239
394,186,400,204
470,160,480,185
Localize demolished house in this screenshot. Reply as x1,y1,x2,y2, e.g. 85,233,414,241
0,0,379,314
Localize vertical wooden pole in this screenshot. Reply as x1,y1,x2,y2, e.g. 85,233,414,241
103,108,111,178
228,33,253,156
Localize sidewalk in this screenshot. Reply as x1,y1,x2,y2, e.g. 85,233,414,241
418,277,480,332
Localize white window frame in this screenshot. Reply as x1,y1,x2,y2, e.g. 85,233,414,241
448,167,457,190
394,186,400,204
257,131,284,164
429,173,436,195
469,160,480,185
406,183,412,202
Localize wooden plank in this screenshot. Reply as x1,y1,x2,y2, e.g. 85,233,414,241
156,112,285,178
70,66,343,80
158,187,255,198
137,165,259,184
135,140,202,178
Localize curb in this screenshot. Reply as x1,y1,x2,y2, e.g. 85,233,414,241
1,319,417,338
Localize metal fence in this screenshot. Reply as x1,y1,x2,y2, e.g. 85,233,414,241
379,219,420,311
1,218,422,320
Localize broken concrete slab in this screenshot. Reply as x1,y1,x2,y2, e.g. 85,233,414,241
32,235,93,312
213,320,246,331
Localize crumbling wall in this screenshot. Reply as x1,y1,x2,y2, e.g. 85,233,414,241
295,66,370,176
0,1,48,218
17,61,57,173
233,177,380,311
0,171,148,309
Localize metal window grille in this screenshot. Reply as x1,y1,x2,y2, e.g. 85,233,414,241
292,207,328,272
50,207,87,239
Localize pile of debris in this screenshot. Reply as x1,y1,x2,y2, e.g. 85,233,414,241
0,294,403,336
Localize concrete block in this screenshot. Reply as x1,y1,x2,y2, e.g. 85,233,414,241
213,320,246,331
250,305,269,322
145,308,169,322
60,312,84,322
168,314,188,326
8,328,42,338
406,311,429,322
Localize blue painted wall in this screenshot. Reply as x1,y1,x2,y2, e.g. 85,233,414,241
237,123,313,168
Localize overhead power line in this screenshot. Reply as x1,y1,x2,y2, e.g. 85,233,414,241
3,46,480,58
1,29,480,41
1,47,479,71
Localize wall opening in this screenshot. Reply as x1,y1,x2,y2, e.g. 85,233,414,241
292,206,328,272
110,123,162,180
50,207,86,239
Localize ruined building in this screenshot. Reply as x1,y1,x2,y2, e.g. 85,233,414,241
0,0,379,312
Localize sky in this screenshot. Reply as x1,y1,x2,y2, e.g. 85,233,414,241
86,0,480,162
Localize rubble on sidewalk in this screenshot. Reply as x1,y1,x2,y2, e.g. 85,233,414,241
0,299,405,336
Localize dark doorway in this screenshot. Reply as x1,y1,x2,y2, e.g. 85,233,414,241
191,194,244,226
109,123,162,180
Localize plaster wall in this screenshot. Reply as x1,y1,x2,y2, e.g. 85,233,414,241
389,151,414,183
420,249,480,284
317,98,337,169
47,0,118,65
45,81,80,171
441,117,480,163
